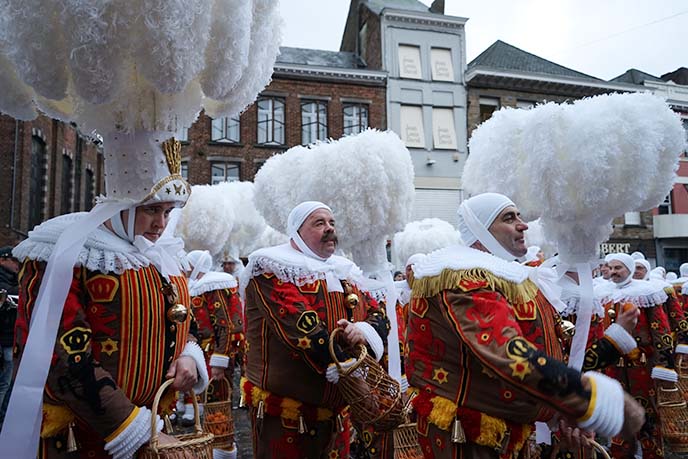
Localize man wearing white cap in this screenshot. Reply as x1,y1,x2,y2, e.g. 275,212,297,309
10,136,207,459
407,193,644,459
240,201,389,459
602,253,687,458
633,258,651,280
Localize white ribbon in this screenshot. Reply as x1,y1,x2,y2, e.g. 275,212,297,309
567,263,595,371
458,201,517,262
0,201,131,458
133,235,184,278
527,265,566,314
379,270,402,384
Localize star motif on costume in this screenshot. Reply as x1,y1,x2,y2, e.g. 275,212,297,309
509,357,532,380
328,451,339,459
100,338,119,356
432,367,449,384
651,322,659,330
165,187,171,194
297,336,312,350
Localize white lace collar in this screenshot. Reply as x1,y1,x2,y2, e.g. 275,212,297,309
240,243,366,294
600,279,669,308
558,275,605,318
413,244,530,284
189,271,237,297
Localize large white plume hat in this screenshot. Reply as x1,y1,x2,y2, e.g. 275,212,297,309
392,218,461,269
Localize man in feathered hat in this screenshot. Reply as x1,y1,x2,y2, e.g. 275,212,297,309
10,135,207,459
407,193,644,459
602,253,688,458
240,201,390,459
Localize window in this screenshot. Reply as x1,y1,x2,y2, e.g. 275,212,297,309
479,97,500,123
61,154,73,213
301,100,328,145
516,100,536,109
84,169,95,210
211,117,240,143
658,192,673,215
181,161,189,180
432,108,457,150
400,106,425,148
343,103,369,136
211,161,241,184
257,97,285,145
175,126,189,142
430,48,454,81
624,212,641,226
682,118,688,157
398,45,422,79
29,136,47,229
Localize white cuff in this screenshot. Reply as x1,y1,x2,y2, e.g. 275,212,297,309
104,407,163,459
651,366,678,382
326,358,357,384
676,344,688,355
354,321,384,361
181,341,210,393
578,372,624,438
604,323,638,354
400,375,409,393
209,354,230,368
213,443,238,459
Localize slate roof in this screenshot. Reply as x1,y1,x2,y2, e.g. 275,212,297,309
276,46,365,69
365,0,430,15
610,68,662,85
468,40,602,82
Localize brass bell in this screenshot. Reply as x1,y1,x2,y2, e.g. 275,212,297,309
640,352,647,364
167,303,188,323
607,308,616,322
257,400,265,419
451,418,466,443
298,415,307,434
617,357,625,367
163,414,174,434
560,320,576,339
67,422,78,453
346,293,360,309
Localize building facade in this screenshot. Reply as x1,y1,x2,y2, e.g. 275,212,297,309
342,0,469,223
0,114,103,247
180,47,387,185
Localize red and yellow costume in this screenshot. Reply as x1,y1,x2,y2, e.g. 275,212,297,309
241,243,389,459
407,245,613,459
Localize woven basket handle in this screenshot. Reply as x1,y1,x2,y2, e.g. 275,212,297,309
149,379,201,451
591,440,611,459
202,375,231,404
328,327,367,375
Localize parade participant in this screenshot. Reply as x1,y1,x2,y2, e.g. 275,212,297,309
676,263,688,285
240,201,390,459
633,258,651,280
11,137,208,459
0,246,19,428
602,253,682,459
180,250,243,430
407,193,644,459
395,253,426,325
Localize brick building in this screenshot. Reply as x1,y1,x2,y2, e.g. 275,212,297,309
0,114,103,247
180,46,386,185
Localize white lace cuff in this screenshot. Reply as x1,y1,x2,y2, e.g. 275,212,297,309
651,366,678,382
676,344,688,355
353,321,384,361
104,406,163,459
577,372,624,437
209,353,230,368
181,341,209,393
604,323,637,354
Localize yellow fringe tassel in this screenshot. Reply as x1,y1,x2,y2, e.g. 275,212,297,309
41,404,75,438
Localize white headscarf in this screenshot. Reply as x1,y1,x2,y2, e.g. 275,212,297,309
406,253,426,268
631,251,646,260
666,272,678,282
287,201,333,261
606,253,635,286
680,263,688,278
635,259,651,280
457,193,517,261
186,250,213,281
649,266,666,280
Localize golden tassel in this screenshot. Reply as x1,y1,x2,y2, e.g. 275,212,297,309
257,400,265,420
640,353,647,364
298,415,307,434
617,357,625,367
336,414,345,433
67,422,77,453
451,418,466,444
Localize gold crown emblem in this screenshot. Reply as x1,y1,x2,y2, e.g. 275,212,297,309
162,137,182,175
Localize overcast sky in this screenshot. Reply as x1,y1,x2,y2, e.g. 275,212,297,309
279,0,686,81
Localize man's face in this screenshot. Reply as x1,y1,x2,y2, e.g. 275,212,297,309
298,208,338,259
405,264,414,280
131,202,176,242
488,206,529,257
0,257,19,274
608,260,631,284
222,261,237,274
633,263,647,280
600,263,611,279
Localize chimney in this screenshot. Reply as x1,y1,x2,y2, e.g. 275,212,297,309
430,0,444,14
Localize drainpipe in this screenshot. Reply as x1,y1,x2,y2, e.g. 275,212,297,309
10,119,18,230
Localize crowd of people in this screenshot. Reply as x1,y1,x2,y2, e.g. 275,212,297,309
1,157,687,459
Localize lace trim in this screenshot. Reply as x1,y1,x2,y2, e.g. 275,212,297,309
559,294,605,318
189,272,237,297
246,256,365,291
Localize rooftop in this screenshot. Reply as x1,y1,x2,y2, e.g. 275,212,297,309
276,46,365,69
610,68,663,85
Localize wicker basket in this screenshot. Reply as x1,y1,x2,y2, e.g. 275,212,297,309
657,384,688,453
137,379,214,459
202,377,234,449
393,422,423,459
590,440,611,459
328,328,404,431
676,354,688,402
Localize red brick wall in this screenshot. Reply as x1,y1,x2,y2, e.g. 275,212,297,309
182,75,386,184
